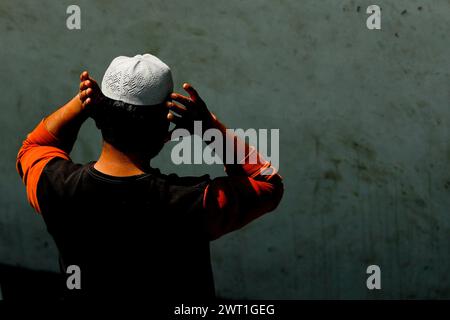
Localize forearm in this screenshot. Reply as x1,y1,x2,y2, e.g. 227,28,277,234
44,94,88,153
170,84,284,240
207,115,277,180
204,176,283,240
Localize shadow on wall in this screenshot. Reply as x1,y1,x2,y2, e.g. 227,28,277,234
0,264,235,300
0,264,62,300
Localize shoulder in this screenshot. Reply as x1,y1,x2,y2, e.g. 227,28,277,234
164,172,211,189
152,171,211,207
43,157,83,175
38,158,86,197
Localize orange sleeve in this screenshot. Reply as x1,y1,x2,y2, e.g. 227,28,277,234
203,147,283,240
16,120,70,214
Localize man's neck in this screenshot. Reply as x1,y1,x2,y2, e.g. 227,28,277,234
94,142,151,177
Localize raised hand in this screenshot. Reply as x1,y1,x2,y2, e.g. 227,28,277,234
79,71,103,110
167,83,216,135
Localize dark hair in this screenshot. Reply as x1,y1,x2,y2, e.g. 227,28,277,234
90,96,169,157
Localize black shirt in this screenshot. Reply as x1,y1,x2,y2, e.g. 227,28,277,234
37,158,215,301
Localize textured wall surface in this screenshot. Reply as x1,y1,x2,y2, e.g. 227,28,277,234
1,0,450,299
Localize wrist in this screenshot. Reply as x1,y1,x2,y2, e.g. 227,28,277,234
203,112,224,132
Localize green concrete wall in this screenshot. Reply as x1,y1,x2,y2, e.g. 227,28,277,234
1,0,450,299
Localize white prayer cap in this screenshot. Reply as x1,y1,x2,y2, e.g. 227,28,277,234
101,54,173,106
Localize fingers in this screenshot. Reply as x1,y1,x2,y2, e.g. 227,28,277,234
80,71,99,88
170,93,193,107
79,71,100,109
79,90,91,107
81,97,92,108
182,83,200,101
167,112,181,125
88,75,98,87
166,100,188,114
80,71,89,82
80,80,91,91
79,88,93,101
80,79,99,91
166,97,190,112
